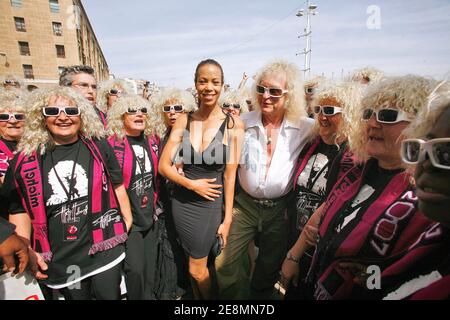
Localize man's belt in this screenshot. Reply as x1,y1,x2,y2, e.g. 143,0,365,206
243,190,290,208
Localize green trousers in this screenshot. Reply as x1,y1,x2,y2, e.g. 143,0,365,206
215,191,290,300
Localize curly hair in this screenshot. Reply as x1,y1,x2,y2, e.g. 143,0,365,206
404,80,450,139
107,94,157,140
150,87,197,137
348,75,437,161
1,74,24,89
0,91,27,113
219,89,249,114
18,86,106,156
310,81,365,144
347,67,384,84
252,59,306,121
97,79,134,113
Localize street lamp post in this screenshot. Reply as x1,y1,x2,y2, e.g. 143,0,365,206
296,1,317,80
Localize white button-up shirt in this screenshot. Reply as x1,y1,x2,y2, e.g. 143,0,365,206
238,111,314,199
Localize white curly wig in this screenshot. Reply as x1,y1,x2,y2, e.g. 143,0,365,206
348,75,437,161
347,67,384,84
97,79,134,113
219,89,249,114
0,91,27,113
1,74,24,90
18,86,106,156
404,80,450,139
310,81,365,144
107,94,158,140
150,87,197,137
252,59,306,121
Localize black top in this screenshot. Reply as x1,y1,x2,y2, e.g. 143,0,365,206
126,134,155,232
4,138,124,287
294,140,340,232
311,159,404,284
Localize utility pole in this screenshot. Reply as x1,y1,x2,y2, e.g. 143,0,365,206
296,1,318,80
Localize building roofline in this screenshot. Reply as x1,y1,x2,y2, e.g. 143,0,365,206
75,0,109,71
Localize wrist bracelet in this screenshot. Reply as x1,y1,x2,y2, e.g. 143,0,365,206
286,251,300,263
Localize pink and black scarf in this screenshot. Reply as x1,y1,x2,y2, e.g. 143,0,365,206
13,137,128,262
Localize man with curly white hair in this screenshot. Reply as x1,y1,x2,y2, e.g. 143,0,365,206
215,59,314,300
3,87,132,300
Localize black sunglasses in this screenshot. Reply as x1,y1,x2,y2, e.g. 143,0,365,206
127,107,148,114
222,103,241,110
109,88,122,95
0,113,26,121
42,106,80,117
163,105,184,113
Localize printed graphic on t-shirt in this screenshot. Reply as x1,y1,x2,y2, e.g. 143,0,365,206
297,153,329,194
335,184,375,233
295,153,330,231
131,144,153,197
46,161,88,206
46,160,89,241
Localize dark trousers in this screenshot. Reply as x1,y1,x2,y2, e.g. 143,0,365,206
123,225,158,300
59,263,122,300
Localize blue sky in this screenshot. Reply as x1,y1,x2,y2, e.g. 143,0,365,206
82,0,450,89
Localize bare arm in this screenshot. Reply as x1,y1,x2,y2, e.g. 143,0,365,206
280,203,325,287
217,116,245,247
9,213,48,279
238,72,249,90
114,184,133,232
159,114,222,201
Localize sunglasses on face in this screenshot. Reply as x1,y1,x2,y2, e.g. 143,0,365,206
256,85,288,98
127,107,148,115
4,80,18,86
305,87,315,95
362,108,413,124
163,105,184,113
313,105,342,116
42,106,80,117
222,103,241,110
402,138,450,170
109,88,122,96
0,113,26,122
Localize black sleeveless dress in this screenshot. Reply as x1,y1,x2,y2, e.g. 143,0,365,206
171,114,230,259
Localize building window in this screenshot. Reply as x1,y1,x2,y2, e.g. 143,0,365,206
23,64,34,79
49,0,59,13
56,45,65,58
18,41,30,56
14,17,26,32
10,0,22,7
52,22,63,36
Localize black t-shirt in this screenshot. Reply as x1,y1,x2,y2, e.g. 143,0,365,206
0,138,17,177
293,140,340,234
126,135,154,232
5,138,125,288
312,160,404,284
0,138,17,219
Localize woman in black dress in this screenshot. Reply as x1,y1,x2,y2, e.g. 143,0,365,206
159,59,244,299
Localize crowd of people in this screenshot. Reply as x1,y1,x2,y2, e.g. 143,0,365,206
0,60,448,300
